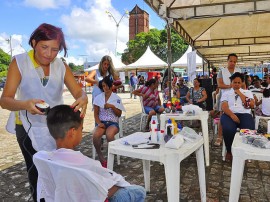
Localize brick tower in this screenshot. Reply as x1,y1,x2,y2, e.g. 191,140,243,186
129,5,149,40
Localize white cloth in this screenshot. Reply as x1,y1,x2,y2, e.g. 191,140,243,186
6,52,65,151
93,92,126,112
221,88,253,114
182,104,203,115
262,98,270,116
34,149,130,202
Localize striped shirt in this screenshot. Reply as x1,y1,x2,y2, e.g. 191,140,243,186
139,86,159,108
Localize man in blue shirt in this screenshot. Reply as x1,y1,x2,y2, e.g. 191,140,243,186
177,77,189,105
129,72,138,99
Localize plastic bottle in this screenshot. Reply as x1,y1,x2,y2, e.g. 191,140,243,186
150,120,158,143
177,122,183,133
171,118,178,135
158,129,165,144
165,119,174,136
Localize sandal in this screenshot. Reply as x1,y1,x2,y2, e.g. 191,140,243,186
214,137,222,146
101,160,107,168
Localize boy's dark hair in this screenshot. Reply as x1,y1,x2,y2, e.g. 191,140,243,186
47,105,82,139
227,53,238,60
263,88,270,98
230,72,244,82
98,75,113,91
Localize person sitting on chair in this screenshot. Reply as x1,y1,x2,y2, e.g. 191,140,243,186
186,78,207,110
93,76,125,168
220,72,255,162
133,78,165,131
45,104,146,202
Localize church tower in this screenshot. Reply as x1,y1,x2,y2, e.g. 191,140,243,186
129,5,149,40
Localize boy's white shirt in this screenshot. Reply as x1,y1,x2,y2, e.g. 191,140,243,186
50,148,130,188
93,92,126,112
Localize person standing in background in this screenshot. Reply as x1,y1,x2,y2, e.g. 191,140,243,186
214,53,241,146
85,55,120,105
129,72,138,99
0,23,88,202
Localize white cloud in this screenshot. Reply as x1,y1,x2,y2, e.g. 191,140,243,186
61,0,129,62
23,0,70,9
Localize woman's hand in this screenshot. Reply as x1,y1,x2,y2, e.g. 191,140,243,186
97,122,105,128
230,113,240,123
26,99,46,115
104,103,114,109
71,94,88,118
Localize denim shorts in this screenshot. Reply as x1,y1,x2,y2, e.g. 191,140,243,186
109,185,146,202
95,121,119,130
144,105,162,114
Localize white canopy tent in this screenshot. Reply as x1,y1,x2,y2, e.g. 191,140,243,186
84,52,126,72
126,46,167,70
172,46,203,68
144,0,270,66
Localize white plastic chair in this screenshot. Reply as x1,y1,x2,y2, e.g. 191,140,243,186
139,96,148,131
255,115,270,130
33,151,108,202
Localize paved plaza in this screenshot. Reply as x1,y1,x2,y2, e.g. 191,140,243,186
1,91,270,202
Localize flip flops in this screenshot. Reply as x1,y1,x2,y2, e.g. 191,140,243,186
101,160,107,168
214,137,222,146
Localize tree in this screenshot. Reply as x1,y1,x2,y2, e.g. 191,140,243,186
0,49,10,80
122,28,188,64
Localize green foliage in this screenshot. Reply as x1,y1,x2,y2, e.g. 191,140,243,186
68,63,83,72
0,49,10,80
122,28,188,64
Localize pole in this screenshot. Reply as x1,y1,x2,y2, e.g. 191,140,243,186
106,11,128,56
167,21,172,101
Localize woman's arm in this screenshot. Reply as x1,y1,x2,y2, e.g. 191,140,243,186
217,77,231,89
104,103,122,117
94,105,105,128
221,101,240,123
198,89,207,102
235,89,255,109
0,59,44,115
186,91,192,104
64,64,88,117
85,70,97,85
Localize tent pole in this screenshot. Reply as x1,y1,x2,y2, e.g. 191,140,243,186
167,21,172,100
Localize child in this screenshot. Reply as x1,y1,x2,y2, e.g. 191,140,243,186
255,88,270,116
46,104,146,202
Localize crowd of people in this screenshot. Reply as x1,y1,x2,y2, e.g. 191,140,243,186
1,22,270,201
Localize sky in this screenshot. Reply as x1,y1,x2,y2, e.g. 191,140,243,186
0,0,166,65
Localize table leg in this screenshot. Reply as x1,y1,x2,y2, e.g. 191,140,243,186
196,146,206,202
142,160,151,192
229,156,245,202
201,118,210,166
164,155,180,202
107,152,115,170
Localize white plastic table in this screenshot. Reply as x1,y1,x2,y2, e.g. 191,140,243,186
107,132,206,202
229,132,270,202
160,111,210,166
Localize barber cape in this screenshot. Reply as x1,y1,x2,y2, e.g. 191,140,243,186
93,92,126,112
50,149,130,188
